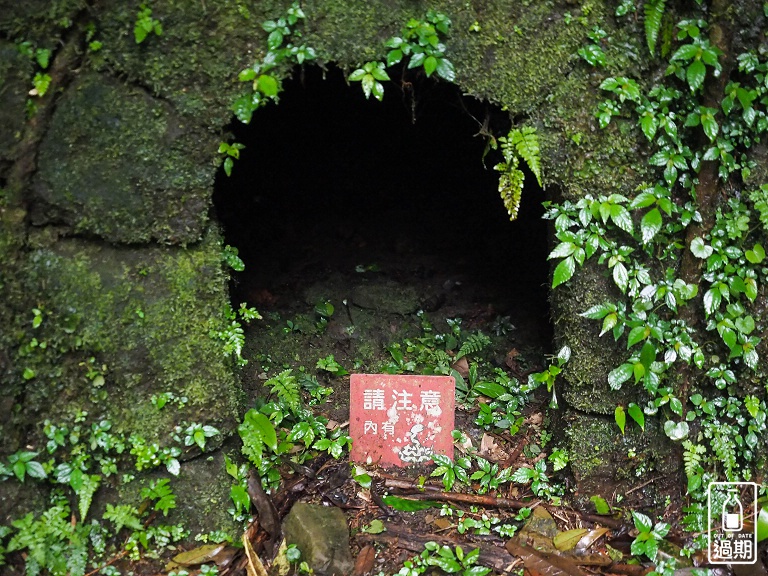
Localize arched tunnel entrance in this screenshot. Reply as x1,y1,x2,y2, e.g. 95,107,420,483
213,65,553,405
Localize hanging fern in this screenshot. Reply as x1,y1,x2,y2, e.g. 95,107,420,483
496,160,525,220
644,0,666,55
267,369,301,413
456,332,492,360
509,126,542,186
494,126,542,221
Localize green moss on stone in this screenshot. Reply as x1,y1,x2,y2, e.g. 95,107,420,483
0,41,31,176
32,72,217,244
564,410,677,504
9,227,241,441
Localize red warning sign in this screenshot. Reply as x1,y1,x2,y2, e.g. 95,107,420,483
349,374,455,467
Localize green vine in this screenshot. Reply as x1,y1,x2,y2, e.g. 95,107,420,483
348,9,456,102
554,11,768,503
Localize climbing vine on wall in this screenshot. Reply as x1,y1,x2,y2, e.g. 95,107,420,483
555,8,767,508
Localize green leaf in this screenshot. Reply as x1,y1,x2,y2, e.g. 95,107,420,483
640,113,658,141
552,256,576,288
362,519,386,534
257,74,279,97
549,242,577,259
435,57,456,82
473,381,507,399
580,303,614,320
613,262,629,292
423,55,437,76
610,204,634,234
25,461,47,481
686,60,706,92
12,460,26,482
267,29,283,50
231,484,251,512
734,316,755,335
386,49,404,67
663,420,689,440
743,346,759,370
628,403,645,431
77,474,100,521
244,409,278,451
627,326,647,348
615,406,626,434
639,341,656,369
590,495,611,514
601,313,618,336
382,495,442,511
703,288,721,316
757,507,768,542
510,127,542,186
608,363,634,390
640,208,662,244
370,63,390,82
671,43,700,62
166,458,180,476
632,510,653,532
690,237,713,259
745,243,765,263
701,113,718,141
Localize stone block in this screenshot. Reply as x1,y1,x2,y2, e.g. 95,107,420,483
282,503,353,576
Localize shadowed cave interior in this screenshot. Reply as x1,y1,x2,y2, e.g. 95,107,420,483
213,64,553,392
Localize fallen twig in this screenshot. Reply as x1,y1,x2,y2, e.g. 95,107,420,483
383,483,533,510
382,478,627,530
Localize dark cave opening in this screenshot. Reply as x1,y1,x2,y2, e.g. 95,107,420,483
213,64,552,355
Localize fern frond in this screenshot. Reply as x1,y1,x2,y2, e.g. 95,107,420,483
77,474,101,521
268,369,301,413
681,440,705,478
510,126,542,186
644,0,666,55
748,185,768,231
711,428,737,480
497,162,524,221
457,332,492,360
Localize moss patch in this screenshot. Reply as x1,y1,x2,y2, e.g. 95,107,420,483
31,72,217,244
8,227,241,442
564,409,678,506
0,41,31,179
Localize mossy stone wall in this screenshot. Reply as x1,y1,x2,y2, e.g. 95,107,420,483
4,0,763,528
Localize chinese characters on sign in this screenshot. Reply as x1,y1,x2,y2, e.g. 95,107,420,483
708,481,758,565
350,374,455,467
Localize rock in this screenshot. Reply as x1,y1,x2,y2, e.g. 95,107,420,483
351,280,420,315
30,72,217,244
282,503,354,576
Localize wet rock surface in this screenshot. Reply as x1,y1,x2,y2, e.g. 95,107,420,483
30,72,216,244
282,503,354,576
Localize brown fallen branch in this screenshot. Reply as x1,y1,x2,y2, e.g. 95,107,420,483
383,479,626,530
357,523,521,575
